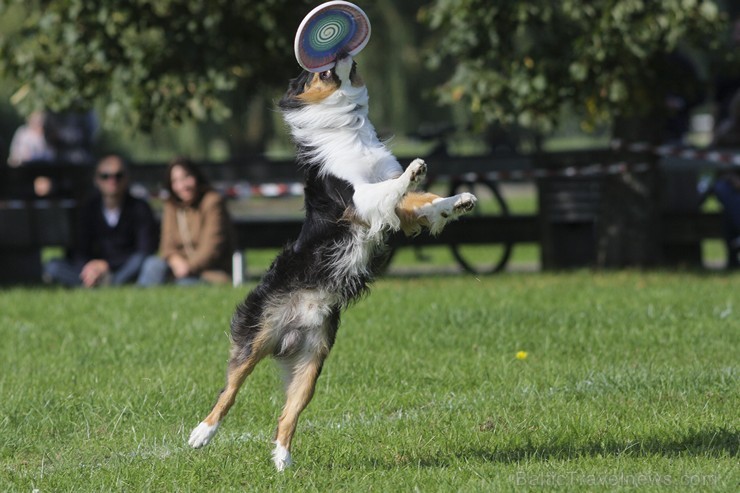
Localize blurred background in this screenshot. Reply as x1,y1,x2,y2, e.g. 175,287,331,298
1,0,737,161
1,0,739,280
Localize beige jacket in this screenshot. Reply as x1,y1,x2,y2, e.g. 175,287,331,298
160,190,235,277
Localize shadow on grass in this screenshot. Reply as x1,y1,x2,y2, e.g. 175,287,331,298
373,427,738,469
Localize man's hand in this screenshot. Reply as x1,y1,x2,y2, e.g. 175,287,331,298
168,254,191,279
80,259,110,288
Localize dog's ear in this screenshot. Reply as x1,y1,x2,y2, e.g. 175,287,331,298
279,71,313,110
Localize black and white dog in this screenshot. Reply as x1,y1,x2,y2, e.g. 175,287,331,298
188,55,476,470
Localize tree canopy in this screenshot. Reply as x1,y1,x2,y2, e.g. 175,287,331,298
423,0,734,134
0,0,309,131
1,0,736,143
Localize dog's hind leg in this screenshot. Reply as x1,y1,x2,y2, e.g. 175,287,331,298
188,331,272,448
396,192,443,236
272,351,327,471
396,191,477,236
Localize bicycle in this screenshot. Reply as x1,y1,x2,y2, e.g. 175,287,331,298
387,124,515,275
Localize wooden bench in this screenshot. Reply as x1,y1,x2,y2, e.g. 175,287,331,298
0,199,77,284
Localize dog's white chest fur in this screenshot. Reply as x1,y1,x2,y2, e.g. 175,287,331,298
284,87,414,238
283,90,402,182
326,225,377,279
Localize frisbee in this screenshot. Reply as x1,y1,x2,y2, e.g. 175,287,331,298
294,1,371,72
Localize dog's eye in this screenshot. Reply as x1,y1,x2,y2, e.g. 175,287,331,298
319,70,333,81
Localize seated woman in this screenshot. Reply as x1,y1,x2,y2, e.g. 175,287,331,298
138,157,235,285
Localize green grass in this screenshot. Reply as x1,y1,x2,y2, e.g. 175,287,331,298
1,272,738,491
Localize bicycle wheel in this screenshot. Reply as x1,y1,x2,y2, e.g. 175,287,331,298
448,178,513,274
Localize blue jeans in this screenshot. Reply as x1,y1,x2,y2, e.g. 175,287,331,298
137,255,203,286
44,252,147,287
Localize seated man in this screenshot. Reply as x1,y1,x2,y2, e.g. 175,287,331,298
711,89,740,269
712,170,740,269
44,155,157,287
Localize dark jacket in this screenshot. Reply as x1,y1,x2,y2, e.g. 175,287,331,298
74,192,157,269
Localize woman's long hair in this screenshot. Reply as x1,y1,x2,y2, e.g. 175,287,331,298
164,156,211,206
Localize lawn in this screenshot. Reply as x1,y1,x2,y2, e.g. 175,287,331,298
1,271,737,491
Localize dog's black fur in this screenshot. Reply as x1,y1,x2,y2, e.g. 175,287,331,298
229,166,382,363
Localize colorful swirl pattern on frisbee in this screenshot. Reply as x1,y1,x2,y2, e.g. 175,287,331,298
294,1,371,72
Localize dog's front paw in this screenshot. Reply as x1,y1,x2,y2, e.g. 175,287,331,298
188,421,219,448
406,158,427,188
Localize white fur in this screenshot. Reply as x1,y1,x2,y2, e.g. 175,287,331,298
259,289,339,360
264,290,336,332
352,158,426,239
282,56,412,239
322,226,375,283
417,192,478,235
272,440,292,472
188,421,219,448
282,86,400,186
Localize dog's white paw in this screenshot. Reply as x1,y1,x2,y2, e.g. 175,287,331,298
272,441,292,472
188,421,219,448
406,158,427,188
422,192,477,235
452,192,477,216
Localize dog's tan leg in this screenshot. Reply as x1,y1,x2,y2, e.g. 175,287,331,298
397,191,477,236
272,354,326,471
396,192,442,236
188,331,272,448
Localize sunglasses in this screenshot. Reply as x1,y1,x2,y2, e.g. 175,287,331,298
97,171,125,181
